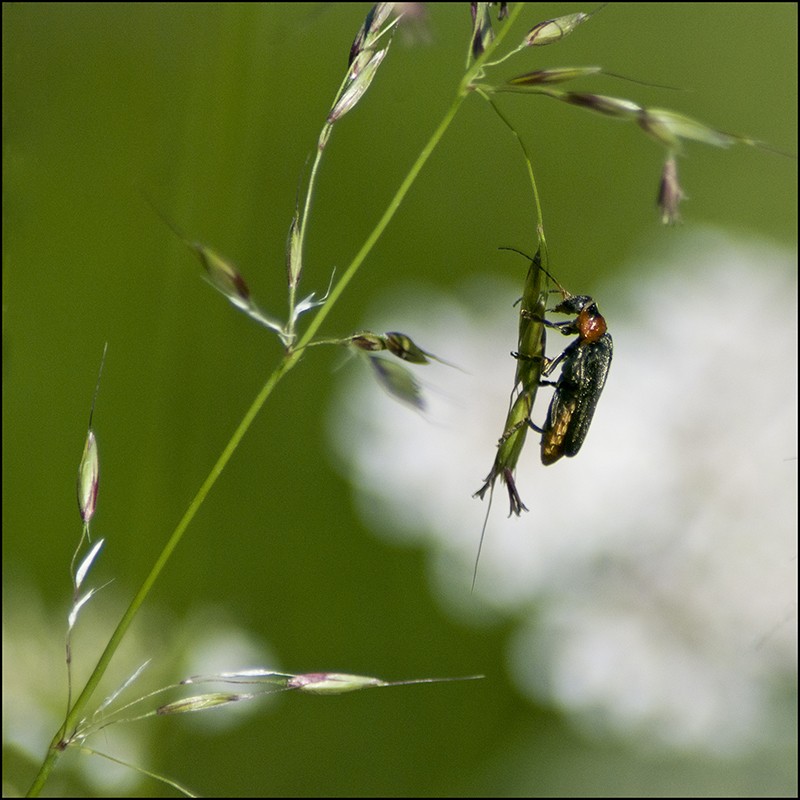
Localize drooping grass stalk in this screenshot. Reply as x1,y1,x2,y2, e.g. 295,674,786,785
476,87,547,253
468,81,556,588
24,6,526,796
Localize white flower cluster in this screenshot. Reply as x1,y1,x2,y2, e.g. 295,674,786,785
328,227,797,756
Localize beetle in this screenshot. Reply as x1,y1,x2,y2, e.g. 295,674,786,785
472,248,612,587
535,294,613,465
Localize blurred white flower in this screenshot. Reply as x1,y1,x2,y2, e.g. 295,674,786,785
328,227,797,756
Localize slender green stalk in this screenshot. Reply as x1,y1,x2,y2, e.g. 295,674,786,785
293,97,461,353
25,8,525,794
476,88,546,249
288,81,345,339
27,364,289,796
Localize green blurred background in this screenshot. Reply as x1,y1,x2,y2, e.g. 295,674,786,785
3,3,796,796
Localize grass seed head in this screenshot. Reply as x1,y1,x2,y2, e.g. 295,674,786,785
470,2,507,59
349,332,389,352
329,47,389,124
638,108,738,150
349,2,397,66
367,355,425,410
77,429,99,525
657,156,685,224
157,693,246,715
288,672,384,694
286,212,302,289
384,331,431,364
525,11,591,46
560,92,642,119
191,242,251,309
508,66,603,87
